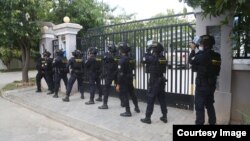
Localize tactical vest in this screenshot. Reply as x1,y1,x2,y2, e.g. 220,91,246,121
72,58,83,70
103,54,117,73
145,55,167,74
54,57,68,74
41,59,46,70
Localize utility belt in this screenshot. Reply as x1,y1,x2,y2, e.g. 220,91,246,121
196,76,216,86
54,68,68,74
72,69,83,75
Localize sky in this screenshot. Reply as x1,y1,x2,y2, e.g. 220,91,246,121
100,0,193,20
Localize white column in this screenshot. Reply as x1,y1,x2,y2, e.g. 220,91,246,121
40,26,55,54
53,23,82,59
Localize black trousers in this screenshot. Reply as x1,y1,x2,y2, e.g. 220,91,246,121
103,77,113,104
89,75,102,100
145,77,167,118
45,71,54,91
119,81,139,109
66,73,84,96
54,73,68,94
195,77,216,125
36,72,48,91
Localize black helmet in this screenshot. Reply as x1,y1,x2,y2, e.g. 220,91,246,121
43,50,51,57
147,40,164,54
199,35,215,48
55,49,64,56
107,43,117,53
72,49,82,57
88,47,98,55
118,42,130,53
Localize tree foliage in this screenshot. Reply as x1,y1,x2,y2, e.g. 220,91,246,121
181,0,250,57
0,0,51,82
47,0,106,36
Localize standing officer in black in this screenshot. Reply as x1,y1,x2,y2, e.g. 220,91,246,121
52,49,68,98
116,42,140,117
35,53,47,92
98,43,118,109
85,47,103,105
141,40,168,124
189,35,221,125
62,50,85,102
44,51,54,94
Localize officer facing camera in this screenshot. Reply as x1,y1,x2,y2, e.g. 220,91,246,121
140,40,168,124
188,35,221,125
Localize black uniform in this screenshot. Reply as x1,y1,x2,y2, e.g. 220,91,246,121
141,41,168,124
98,51,118,109
35,54,48,92
62,50,85,102
52,50,68,98
85,47,103,105
117,42,140,117
44,53,54,94
189,35,221,125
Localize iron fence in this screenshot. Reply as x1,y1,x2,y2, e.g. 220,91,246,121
78,13,196,109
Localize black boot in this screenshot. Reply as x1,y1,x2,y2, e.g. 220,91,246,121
53,94,58,98
141,117,151,124
134,106,140,113
85,100,94,105
80,93,84,99
47,91,54,95
62,96,70,102
98,103,108,109
95,97,102,102
120,108,132,117
160,116,168,123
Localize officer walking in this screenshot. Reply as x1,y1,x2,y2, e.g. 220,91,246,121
44,51,54,94
140,40,168,124
35,53,48,92
85,47,103,105
189,35,221,125
62,50,85,102
98,43,118,109
116,42,140,117
52,49,68,98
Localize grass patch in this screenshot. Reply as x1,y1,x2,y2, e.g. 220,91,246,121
1,77,36,92
242,113,250,124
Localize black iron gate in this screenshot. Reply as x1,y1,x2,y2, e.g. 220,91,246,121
78,13,196,110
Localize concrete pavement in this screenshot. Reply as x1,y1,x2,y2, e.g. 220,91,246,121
0,98,100,141
1,86,195,141
0,71,100,141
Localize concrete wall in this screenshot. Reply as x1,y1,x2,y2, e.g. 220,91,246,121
195,11,233,124
230,59,250,124
8,59,36,70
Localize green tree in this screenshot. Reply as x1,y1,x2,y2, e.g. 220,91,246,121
0,0,50,82
48,0,106,36
181,0,250,56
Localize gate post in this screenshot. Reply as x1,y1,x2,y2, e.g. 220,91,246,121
40,24,55,54
194,8,233,124
53,18,82,59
